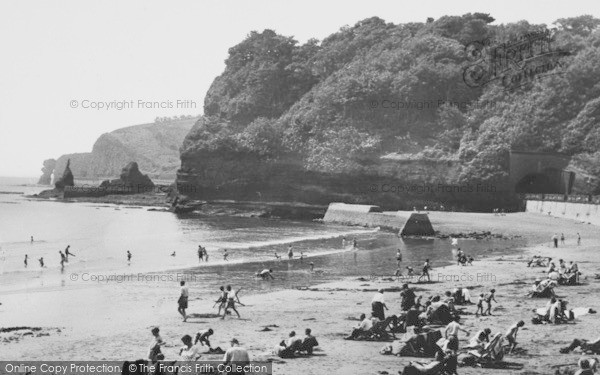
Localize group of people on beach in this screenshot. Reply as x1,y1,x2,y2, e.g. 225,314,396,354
551,232,581,247
197,245,209,262
146,326,250,369
24,244,76,269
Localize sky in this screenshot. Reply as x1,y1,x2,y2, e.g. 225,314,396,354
0,0,597,177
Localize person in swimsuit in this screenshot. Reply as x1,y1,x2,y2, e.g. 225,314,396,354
178,281,189,322
417,259,431,282
222,285,241,319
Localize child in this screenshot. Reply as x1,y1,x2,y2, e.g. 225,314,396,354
505,321,525,353
148,327,165,362
475,293,485,317
406,266,414,276
467,256,474,266
484,289,497,316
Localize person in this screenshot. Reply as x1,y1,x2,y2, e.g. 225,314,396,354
127,251,132,262
222,285,241,319
300,252,304,263
560,233,565,245
179,334,201,361
371,289,388,320
345,313,373,340
171,251,176,257
483,289,497,316
215,286,228,315
467,256,474,266
310,262,314,272
574,358,595,375
468,328,491,350
195,328,214,348
552,233,559,248
223,249,229,261
287,245,293,259
198,246,204,262
456,249,464,266
59,251,66,270
223,338,250,375
417,259,431,282
24,254,28,268
396,249,402,267
400,283,416,311
352,238,358,248
178,281,189,322
274,252,281,260
505,320,525,353
300,328,319,354
342,237,346,247
30,236,34,243
444,317,469,350
560,336,600,354
405,266,414,276
277,331,303,358
475,293,485,317
65,245,74,261
204,248,209,262
577,233,581,246
39,257,45,268
257,269,274,280
148,327,165,362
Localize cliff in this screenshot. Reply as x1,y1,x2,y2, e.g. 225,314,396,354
47,116,198,181
177,15,600,211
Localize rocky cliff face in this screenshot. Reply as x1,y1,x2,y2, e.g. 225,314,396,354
38,159,56,185
46,117,197,182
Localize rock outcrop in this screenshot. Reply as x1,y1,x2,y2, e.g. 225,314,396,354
99,162,155,193
37,159,56,185
54,159,74,189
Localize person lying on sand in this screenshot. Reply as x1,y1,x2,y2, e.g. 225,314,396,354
560,336,600,354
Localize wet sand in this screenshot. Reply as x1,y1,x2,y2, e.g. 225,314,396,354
2,211,599,375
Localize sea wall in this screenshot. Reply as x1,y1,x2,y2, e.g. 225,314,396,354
525,199,600,226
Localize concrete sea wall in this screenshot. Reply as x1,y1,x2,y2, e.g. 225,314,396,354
525,200,600,226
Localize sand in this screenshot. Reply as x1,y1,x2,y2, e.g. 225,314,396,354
1,211,599,375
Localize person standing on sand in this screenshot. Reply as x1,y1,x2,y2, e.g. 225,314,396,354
59,251,66,270
127,251,132,262
505,320,525,353
24,254,28,267
300,252,304,263
483,289,497,316
417,259,431,283
30,236,34,243
310,262,314,272
342,237,346,248
287,245,293,259
39,257,45,268
215,286,228,316
560,233,565,245
222,285,241,319
178,280,189,322
371,289,388,320
223,249,229,261
552,234,559,248
353,238,358,248
198,246,204,262
577,233,581,246
396,249,402,268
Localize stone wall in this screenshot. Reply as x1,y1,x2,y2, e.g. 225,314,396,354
525,200,600,226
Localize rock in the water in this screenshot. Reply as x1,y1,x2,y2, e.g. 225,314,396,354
54,159,74,189
99,162,155,193
38,159,56,185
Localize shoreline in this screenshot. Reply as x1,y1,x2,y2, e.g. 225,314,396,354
2,212,599,374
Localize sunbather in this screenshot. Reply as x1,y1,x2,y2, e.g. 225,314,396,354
467,328,491,351
560,337,600,354
345,313,373,340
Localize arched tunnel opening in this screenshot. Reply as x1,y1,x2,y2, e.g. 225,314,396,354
515,173,558,194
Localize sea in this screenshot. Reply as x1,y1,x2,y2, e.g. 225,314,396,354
0,176,526,298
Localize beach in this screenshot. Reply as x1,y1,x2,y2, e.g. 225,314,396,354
2,211,599,374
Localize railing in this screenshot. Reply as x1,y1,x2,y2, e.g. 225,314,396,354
523,194,600,203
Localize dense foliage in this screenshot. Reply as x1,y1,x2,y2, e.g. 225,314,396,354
181,14,600,191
